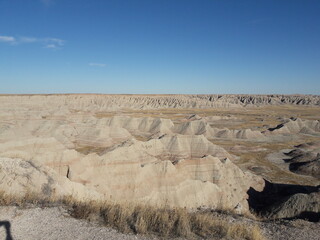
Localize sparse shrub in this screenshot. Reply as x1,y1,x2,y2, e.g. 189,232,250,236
227,223,266,240
190,212,227,238
0,191,14,205
132,211,147,234
250,225,266,240
174,209,192,237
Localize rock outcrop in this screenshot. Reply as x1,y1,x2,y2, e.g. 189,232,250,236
268,118,320,135
265,191,320,221
283,142,320,179
173,119,265,140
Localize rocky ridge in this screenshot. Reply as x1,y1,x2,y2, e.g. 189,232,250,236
0,94,319,112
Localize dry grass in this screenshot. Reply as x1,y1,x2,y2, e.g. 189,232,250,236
0,190,266,240
70,201,266,240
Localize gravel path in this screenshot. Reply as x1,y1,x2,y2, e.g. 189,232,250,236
0,206,159,240
261,219,320,240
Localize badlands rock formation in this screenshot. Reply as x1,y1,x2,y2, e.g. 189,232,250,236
283,142,320,179
0,94,319,112
268,118,320,135
249,180,320,221
266,191,320,221
0,157,101,200
172,119,265,139
0,94,320,219
0,130,263,211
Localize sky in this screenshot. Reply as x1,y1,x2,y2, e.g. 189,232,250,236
0,0,319,94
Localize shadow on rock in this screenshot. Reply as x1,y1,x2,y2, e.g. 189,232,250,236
248,179,320,222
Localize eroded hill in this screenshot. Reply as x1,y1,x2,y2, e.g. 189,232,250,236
0,94,320,239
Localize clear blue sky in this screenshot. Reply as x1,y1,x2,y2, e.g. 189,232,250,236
1,0,319,94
